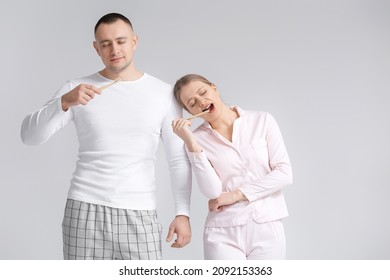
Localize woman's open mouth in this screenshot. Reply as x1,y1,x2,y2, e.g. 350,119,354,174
203,103,214,113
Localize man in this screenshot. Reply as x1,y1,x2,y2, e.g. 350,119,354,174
21,13,192,260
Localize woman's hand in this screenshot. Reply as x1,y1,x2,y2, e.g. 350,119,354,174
171,118,201,152
208,190,248,212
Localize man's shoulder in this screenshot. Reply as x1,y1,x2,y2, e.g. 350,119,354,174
143,73,173,89
67,73,100,85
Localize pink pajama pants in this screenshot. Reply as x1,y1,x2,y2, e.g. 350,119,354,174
203,219,286,260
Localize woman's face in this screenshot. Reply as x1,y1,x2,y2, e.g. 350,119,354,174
179,80,221,118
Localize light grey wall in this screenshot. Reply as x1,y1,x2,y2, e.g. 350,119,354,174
1,0,389,259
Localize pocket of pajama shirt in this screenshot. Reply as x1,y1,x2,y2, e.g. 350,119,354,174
250,138,269,165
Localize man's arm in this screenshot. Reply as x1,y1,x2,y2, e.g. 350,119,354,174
21,82,101,145
161,95,192,248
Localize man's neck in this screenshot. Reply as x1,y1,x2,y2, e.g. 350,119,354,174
99,68,144,81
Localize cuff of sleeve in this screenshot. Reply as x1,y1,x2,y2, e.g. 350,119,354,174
187,151,207,163
175,201,190,218
239,186,256,203
175,209,190,218
56,96,71,114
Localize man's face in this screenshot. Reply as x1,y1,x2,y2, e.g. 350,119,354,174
93,19,138,73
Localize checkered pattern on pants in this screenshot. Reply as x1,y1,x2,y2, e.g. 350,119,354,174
62,199,162,260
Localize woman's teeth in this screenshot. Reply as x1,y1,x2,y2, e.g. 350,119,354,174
203,104,212,112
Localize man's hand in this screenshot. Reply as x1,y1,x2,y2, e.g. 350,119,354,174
61,84,101,111
166,215,191,248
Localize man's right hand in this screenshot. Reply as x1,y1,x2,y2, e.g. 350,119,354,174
61,84,101,111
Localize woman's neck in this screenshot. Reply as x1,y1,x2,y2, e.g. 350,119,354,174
209,105,239,131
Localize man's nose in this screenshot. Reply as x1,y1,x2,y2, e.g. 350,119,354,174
111,44,120,55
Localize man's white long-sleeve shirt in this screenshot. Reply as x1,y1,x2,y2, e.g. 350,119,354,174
21,73,192,215
187,107,292,227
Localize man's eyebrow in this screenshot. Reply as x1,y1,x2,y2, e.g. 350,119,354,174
115,36,128,40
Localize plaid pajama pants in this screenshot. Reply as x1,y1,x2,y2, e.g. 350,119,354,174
62,199,163,260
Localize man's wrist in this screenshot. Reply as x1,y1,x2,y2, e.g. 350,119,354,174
175,214,189,220
61,96,70,111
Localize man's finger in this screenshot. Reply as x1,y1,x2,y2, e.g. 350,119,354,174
166,227,174,242
84,84,102,94
171,236,184,248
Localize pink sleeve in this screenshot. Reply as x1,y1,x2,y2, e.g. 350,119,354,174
186,150,223,199
239,114,293,202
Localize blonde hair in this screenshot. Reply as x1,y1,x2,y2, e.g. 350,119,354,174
173,74,214,111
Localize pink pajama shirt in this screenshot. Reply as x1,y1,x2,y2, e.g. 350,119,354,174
187,106,292,259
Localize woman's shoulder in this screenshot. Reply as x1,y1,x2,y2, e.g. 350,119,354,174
239,108,279,128
239,107,272,119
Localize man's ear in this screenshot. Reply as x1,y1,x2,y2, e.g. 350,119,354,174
132,34,139,50
93,41,100,56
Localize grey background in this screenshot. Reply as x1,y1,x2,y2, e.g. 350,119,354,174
1,0,389,259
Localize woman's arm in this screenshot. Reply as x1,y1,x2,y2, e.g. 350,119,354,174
239,113,293,202
172,118,223,199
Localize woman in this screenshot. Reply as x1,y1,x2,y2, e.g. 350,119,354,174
171,74,293,260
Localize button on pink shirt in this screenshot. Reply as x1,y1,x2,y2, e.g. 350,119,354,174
187,106,293,227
